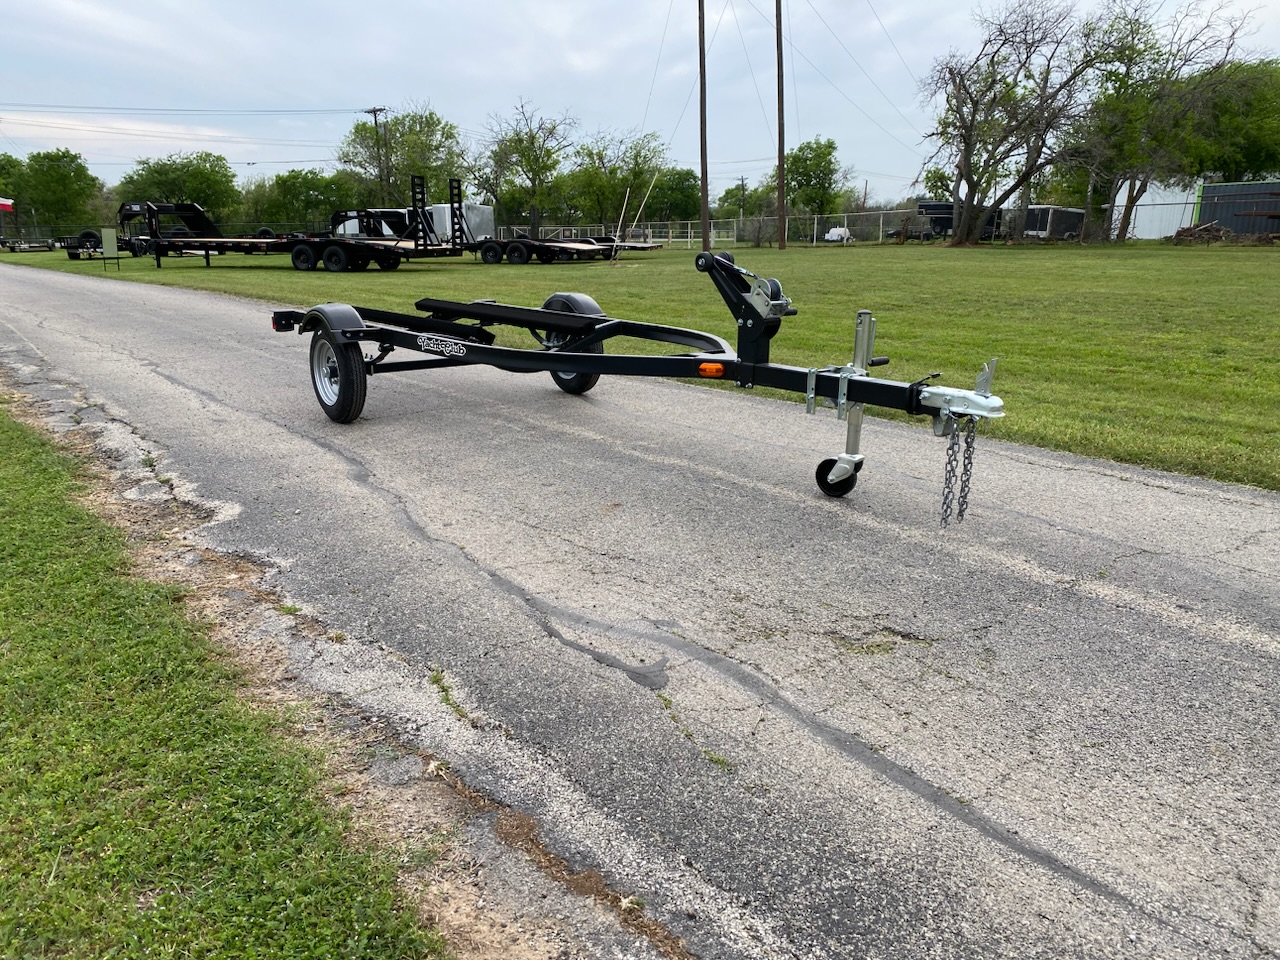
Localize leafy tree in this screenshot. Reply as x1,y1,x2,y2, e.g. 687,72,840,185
1061,0,1250,240
564,130,665,226
2,149,102,229
1183,59,1280,182
923,0,1119,244
783,137,849,215
337,102,464,206
642,168,702,222
471,100,577,234
116,151,239,220
922,167,953,202
714,180,772,218
0,153,20,198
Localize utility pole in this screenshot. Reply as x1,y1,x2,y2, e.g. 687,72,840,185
775,0,786,250
698,0,711,252
365,106,389,205
739,176,747,220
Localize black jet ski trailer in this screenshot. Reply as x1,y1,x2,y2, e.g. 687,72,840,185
272,252,1004,520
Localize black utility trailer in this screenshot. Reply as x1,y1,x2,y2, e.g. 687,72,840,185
467,234,660,265
273,253,1003,510
120,177,465,272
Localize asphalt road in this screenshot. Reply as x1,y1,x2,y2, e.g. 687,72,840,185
3,263,1277,959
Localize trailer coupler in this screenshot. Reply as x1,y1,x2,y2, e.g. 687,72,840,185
788,289,1002,520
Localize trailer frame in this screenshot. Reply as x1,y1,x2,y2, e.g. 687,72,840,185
272,251,1003,502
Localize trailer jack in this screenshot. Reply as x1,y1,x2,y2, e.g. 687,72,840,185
273,253,1004,520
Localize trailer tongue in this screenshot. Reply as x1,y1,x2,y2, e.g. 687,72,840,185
272,252,1004,521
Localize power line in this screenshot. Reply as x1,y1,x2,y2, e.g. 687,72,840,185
0,116,338,148
801,0,923,132
862,0,920,86
0,101,363,117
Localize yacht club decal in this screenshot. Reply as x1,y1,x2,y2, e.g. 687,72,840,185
416,335,466,357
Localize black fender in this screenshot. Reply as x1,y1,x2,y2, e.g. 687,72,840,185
272,302,370,337
301,302,369,337
541,292,604,316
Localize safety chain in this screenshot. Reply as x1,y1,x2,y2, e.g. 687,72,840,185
941,417,979,527
941,427,960,526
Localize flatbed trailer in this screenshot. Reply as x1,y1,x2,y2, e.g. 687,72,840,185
272,252,1003,516
466,234,660,265
122,176,465,272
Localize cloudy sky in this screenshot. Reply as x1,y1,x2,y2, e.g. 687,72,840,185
2,0,1277,207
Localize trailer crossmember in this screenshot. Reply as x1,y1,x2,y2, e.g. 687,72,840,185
272,252,1004,514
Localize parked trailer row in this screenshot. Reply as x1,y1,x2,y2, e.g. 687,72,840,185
118,176,466,272
111,176,661,273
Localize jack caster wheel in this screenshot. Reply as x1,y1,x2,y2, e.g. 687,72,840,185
815,457,860,498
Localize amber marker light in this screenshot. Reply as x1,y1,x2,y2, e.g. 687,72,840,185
698,363,726,378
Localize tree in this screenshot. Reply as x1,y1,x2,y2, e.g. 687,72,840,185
1183,59,1280,182
783,137,850,215
337,102,464,206
642,168,702,222
1061,0,1251,240
922,167,953,201
923,0,1118,244
564,130,665,226
472,101,577,234
1,149,102,229
116,152,239,220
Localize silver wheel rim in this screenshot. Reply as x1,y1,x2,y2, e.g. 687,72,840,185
311,338,340,405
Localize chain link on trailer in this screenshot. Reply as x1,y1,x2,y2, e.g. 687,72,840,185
957,415,977,522
941,416,981,526
942,426,960,526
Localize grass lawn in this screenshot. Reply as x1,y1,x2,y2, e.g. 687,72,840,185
5,239,1279,490
0,404,447,958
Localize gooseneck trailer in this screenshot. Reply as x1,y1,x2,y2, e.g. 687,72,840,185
119,177,466,272
272,252,1003,512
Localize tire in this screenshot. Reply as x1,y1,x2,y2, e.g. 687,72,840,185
256,227,276,239
506,241,530,265
536,250,557,264
376,256,401,270
815,458,860,498
291,245,316,271
78,229,101,248
322,245,349,272
541,293,604,395
479,242,503,264
350,256,370,271
309,329,367,423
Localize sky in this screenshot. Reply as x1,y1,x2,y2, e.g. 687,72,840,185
1,0,1277,211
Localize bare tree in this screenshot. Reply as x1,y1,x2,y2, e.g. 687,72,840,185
923,0,1116,244
470,100,577,235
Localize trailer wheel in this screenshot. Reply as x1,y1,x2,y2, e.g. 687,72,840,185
291,245,316,271
309,330,367,423
506,241,530,265
350,256,370,271
815,458,859,498
540,293,604,395
479,242,503,264
536,250,557,264
322,245,349,272
376,256,401,270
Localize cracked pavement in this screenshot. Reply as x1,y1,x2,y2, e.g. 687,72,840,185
3,264,1278,959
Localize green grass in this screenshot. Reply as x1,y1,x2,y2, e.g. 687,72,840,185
5,240,1278,490
0,406,447,959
